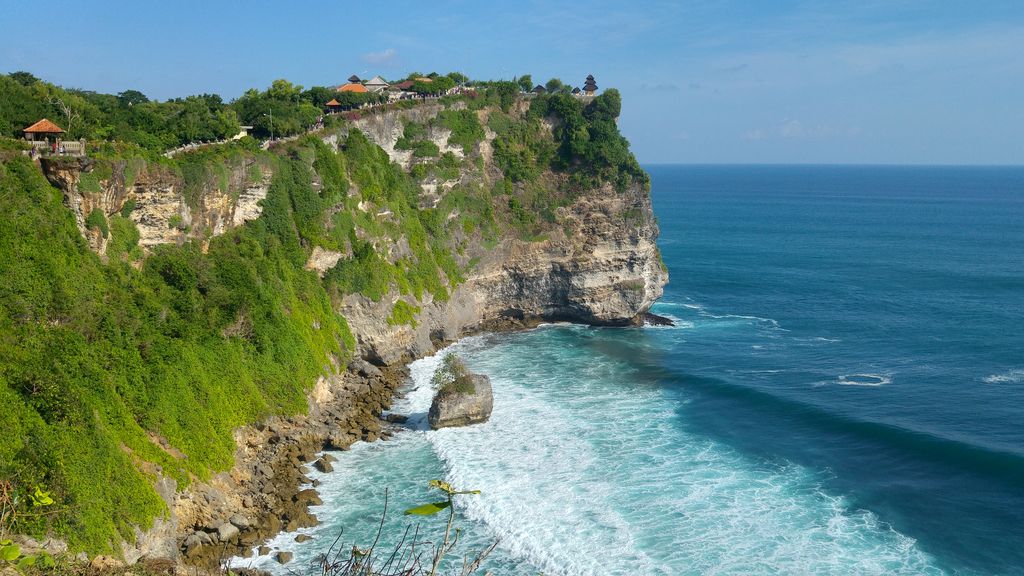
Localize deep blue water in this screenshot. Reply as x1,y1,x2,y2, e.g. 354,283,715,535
235,165,1024,575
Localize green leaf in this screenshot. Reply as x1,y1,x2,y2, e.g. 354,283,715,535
1,545,21,562
39,553,55,568
404,501,451,516
17,555,36,568
31,487,54,507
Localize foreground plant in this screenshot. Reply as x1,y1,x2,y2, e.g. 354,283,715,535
311,482,497,576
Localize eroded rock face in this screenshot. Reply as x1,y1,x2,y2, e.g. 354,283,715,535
428,374,493,429
40,156,271,256
346,179,668,364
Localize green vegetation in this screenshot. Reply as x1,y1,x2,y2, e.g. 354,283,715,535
387,300,421,328
0,155,354,552
84,208,108,238
0,70,650,558
435,110,484,154
431,353,475,397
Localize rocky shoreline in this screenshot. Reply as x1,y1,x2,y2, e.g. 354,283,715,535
173,360,407,568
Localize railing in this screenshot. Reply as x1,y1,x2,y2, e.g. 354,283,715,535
26,139,87,157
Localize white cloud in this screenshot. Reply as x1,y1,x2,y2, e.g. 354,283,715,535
362,48,397,66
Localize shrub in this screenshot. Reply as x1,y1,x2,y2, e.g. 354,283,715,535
431,353,475,397
84,208,108,238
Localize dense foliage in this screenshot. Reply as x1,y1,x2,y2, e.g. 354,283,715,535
0,70,648,555
0,154,355,552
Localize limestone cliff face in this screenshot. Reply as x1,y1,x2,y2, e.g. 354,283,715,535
343,178,666,364
40,155,271,255
42,101,666,364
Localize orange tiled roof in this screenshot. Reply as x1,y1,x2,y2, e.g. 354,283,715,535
337,83,368,93
325,99,341,106
23,118,64,133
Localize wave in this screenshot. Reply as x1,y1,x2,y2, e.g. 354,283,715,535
837,373,892,387
679,371,1024,482
984,369,1024,384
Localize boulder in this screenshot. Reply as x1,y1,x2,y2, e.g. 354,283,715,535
216,522,240,542
294,534,313,543
229,513,252,529
313,458,333,473
428,374,493,430
276,551,293,564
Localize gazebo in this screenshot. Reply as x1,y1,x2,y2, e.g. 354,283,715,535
23,118,64,141
348,75,361,83
324,98,343,113
583,75,598,95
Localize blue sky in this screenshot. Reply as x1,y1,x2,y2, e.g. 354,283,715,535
3,0,1022,164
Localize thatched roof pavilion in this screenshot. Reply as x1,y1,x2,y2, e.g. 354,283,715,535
23,118,64,141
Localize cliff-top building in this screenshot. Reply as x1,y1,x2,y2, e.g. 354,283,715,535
337,83,368,93
583,75,598,95
23,118,64,141
364,76,390,93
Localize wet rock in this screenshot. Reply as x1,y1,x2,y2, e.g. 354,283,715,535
276,551,293,564
428,374,493,430
294,534,313,543
258,546,271,556
644,312,675,326
313,458,334,473
384,413,408,424
293,489,323,506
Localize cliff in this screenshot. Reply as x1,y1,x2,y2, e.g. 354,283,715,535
1,89,666,565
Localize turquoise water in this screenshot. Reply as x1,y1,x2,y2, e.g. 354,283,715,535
234,165,1024,575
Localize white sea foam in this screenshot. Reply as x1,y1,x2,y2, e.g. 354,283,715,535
837,373,892,387
234,328,944,575
983,369,1024,384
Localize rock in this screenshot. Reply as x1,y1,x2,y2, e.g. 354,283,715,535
90,556,125,571
644,312,675,326
384,413,409,424
313,458,334,473
294,488,323,506
229,513,252,529
276,551,294,564
352,359,382,378
217,522,240,542
321,453,338,463
294,534,313,543
182,533,202,555
258,546,271,556
428,374,493,430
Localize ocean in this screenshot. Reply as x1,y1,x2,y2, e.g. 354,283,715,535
232,165,1024,575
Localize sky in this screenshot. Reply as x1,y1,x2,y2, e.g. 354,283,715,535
2,0,1023,164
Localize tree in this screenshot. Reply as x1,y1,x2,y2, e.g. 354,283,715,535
517,74,533,93
301,86,336,107
446,71,468,85
117,90,149,107
546,77,570,94
267,79,302,102
47,95,80,136
8,71,39,87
